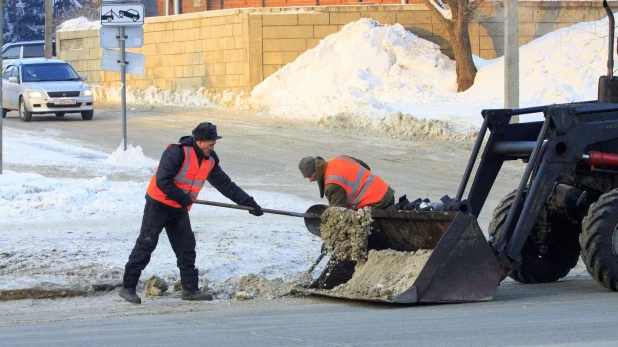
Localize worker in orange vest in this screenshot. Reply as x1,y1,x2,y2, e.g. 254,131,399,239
119,122,263,304
298,155,395,210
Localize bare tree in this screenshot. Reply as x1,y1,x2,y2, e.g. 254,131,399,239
423,0,485,92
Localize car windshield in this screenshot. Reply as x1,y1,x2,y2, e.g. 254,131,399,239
22,63,80,82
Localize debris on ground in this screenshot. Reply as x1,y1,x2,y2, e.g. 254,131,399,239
144,275,169,297
173,279,182,292
319,207,372,262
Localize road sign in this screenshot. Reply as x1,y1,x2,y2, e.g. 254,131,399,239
100,48,145,75
100,26,144,48
100,4,144,26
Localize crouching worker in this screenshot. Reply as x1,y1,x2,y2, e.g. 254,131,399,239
120,122,264,304
298,155,395,210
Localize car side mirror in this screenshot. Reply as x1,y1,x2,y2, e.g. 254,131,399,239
8,76,18,83
80,74,88,81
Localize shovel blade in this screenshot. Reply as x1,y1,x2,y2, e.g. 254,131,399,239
304,204,327,237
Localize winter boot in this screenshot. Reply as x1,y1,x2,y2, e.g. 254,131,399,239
181,289,213,301
180,268,213,301
119,287,142,304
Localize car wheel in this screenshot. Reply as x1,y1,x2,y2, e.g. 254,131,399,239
119,12,124,17
107,18,112,22
133,17,137,22
55,112,65,118
19,97,32,122
2,109,7,118
81,110,94,121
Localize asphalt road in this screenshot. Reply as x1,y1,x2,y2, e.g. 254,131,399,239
2,103,617,346
1,280,617,346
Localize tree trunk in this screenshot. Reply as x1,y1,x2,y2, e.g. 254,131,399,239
450,20,477,92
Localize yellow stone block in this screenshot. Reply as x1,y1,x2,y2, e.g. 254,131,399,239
298,13,329,25
263,52,283,65
306,38,321,50
225,62,243,75
226,75,241,87
263,26,313,39
262,14,298,26
329,12,361,25
233,23,243,36
314,25,339,38
222,37,236,49
193,65,206,77
362,12,396,25
396,11,432,24
214,63,226,76
263,64,282,79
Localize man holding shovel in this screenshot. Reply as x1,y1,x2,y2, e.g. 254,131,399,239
119,122,263,304
298,156,395,211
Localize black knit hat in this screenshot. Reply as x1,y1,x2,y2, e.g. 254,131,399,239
298,156,316,178
192,122,222,141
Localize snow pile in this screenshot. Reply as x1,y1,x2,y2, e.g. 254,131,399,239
250,19,456,123
104,142,158,169
57,17,101,32
92,85,238,109
467,18,614,107
0,171,147,221
247,18,618,128
3,130,155,177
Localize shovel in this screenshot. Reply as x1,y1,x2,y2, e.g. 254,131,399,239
192,199,327,236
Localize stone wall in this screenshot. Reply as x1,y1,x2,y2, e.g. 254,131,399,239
56,2,614,93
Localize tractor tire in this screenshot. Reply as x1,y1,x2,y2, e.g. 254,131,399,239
489,190,581,284
580,189,618,291
55,112,65,118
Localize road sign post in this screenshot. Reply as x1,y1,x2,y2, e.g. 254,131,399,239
100,2,145,151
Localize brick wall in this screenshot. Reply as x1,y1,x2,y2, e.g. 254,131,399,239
57,3,615,94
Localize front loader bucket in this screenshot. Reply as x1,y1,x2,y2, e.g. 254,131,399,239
302,211,503,304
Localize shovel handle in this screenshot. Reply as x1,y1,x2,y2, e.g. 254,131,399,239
193,199,319,218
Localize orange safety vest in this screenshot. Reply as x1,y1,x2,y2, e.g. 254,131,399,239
146,145,215,210
324,155,389,210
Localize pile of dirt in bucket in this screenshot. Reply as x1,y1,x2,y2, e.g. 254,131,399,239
319,207,372,262
331,249,433,299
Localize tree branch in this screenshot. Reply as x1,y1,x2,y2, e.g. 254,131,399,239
423,0,453,30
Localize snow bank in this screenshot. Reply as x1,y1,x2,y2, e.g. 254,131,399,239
92,85,237,109
57,17,101,32
247,18,618,128
250,19,457,122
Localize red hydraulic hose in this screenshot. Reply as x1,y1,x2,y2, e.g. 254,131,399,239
582,151,618,168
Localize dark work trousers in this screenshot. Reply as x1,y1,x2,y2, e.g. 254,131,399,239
123,200,196,288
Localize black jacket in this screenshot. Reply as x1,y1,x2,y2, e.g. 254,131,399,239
146,136,255,208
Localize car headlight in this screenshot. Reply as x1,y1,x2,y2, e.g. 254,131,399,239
28,91,45,98
82,89,92,97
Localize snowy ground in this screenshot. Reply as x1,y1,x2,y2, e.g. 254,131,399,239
0,129,323,299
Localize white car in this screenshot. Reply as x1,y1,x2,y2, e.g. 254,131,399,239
1,59,94,122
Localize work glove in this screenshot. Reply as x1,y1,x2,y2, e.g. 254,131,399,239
249,204,264,217
244,198,264,217
180,195,194,209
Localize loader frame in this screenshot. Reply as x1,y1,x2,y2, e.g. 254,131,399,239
457,102,618,272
